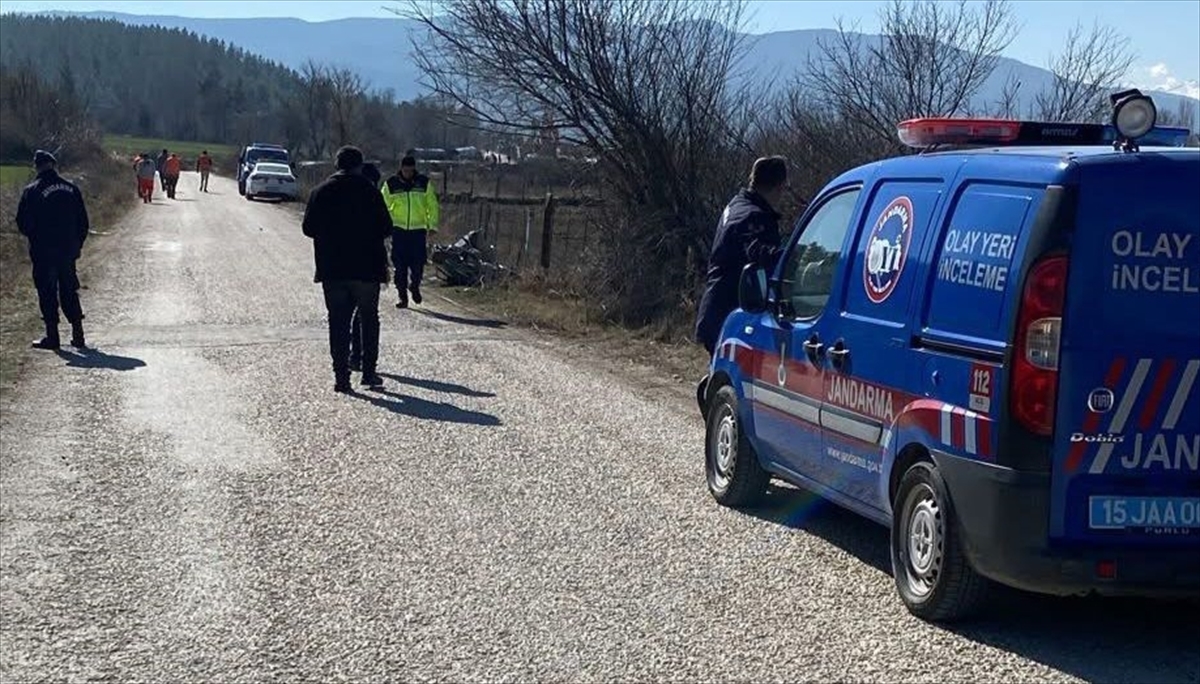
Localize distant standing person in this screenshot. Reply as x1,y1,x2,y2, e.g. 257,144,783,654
196,150,213,192
155,148,169,191
135,154,157,203
14,150,90,350
694,156,789,356
302,145,393,392
381,155,440,308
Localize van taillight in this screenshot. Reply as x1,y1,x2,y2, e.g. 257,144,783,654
1011,255,1068,436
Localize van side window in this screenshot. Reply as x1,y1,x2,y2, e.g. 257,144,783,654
779,189,861,319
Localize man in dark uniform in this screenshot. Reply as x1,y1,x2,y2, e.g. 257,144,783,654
694,156,789,356
15,150,91,350
302,146,393,392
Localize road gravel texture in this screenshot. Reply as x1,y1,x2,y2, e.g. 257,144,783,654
2,173,1197,684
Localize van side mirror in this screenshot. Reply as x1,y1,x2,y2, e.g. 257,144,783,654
738,264,768,314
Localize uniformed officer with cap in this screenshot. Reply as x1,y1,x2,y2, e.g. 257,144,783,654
14,150,91,350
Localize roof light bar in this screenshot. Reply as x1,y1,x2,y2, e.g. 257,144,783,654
897,117,1193,149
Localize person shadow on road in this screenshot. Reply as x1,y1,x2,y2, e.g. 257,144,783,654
55,348,146,371
349,386,500,426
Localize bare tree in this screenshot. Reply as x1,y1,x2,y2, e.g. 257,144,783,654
803,0,1019,149
327,67,366,147
299,60,332,159
1158,98,1199,129
992,73,1023,119
397,0,760,322
1032,21,1135,122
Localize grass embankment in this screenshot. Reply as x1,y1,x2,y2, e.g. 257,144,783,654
0,154,132,396
103,134,238,163
445,280,711,395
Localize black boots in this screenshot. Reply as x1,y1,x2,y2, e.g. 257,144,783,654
410,285,422,305
31,322,60,350
360,372,384,388
70,321,86,349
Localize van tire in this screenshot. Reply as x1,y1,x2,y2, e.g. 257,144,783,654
891,461,990,622
705,384,769,508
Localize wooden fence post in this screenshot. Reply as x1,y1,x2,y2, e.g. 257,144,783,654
540,192,556,271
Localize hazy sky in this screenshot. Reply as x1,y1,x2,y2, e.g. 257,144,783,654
3,0,1197,96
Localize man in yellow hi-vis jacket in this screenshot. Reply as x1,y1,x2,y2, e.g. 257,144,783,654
381,155,439,308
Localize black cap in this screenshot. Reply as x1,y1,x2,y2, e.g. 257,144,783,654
33,149,56,166
401,155,416,167
335,145,364,171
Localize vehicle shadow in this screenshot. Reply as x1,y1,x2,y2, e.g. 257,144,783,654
378,373,496,398
353,387,501,426
748,482,1200,683
744,482,891,574
55,348,146,371
410,308,507,329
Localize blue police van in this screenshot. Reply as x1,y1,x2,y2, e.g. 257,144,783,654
697,90,1200,622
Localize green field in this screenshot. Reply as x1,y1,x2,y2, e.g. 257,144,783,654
103,135,239,161
0,164,33,187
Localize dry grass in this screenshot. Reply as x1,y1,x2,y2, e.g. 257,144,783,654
0,154,131,396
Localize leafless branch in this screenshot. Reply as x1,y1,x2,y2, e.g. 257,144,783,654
1032,21,1136,122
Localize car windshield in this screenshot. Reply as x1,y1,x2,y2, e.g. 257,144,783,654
247,149,288,163
255,163,291,175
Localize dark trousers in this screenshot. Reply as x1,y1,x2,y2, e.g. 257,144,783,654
391,230,428,295
350,308,364,364
32,258,84,327
322,281,381,377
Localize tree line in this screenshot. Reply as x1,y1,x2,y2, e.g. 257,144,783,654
0,15,480,163
399,0,1199,329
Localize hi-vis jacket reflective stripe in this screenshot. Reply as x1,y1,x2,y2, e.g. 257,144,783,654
382,173,439,231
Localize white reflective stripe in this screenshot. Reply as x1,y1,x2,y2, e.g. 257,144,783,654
753,383,821,425
1090,358,1153,474
1163,360,1200,430
964,411,978,455
730,343,738,365
881,428,893,449
820,408,882,444
940,404,953,445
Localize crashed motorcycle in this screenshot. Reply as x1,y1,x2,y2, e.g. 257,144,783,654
430,229,508,287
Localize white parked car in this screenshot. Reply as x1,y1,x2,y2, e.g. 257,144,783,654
245,161,299,201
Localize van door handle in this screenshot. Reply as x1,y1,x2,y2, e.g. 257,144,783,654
828,341,850,369
803,335,824,363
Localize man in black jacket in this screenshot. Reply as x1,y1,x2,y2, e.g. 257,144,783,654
694,156,789,356
349,162,384,372
302,146,393,393
15,150,91,350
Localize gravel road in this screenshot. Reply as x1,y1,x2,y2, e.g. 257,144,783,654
2,172,1196,684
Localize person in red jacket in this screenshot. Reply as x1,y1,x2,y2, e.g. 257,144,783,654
196,150,213,192
162,153,182,199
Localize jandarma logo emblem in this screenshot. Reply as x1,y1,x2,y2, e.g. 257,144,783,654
863,196,914,304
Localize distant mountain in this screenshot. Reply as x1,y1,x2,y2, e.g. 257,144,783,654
9,10,1200,129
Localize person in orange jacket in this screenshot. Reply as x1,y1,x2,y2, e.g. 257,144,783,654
196,150,214,192
162,153,182,199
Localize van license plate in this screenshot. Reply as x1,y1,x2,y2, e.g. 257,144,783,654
1088,496,1200,529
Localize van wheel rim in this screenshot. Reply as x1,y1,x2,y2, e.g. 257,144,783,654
903,485,943,597
711,410,736,489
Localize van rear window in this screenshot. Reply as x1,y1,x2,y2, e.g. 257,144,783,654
923,183,1046,345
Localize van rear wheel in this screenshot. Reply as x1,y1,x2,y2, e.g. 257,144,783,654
891,461,990,622
704,385,769,508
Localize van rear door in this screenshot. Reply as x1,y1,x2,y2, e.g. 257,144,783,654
1051,151,1200,546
